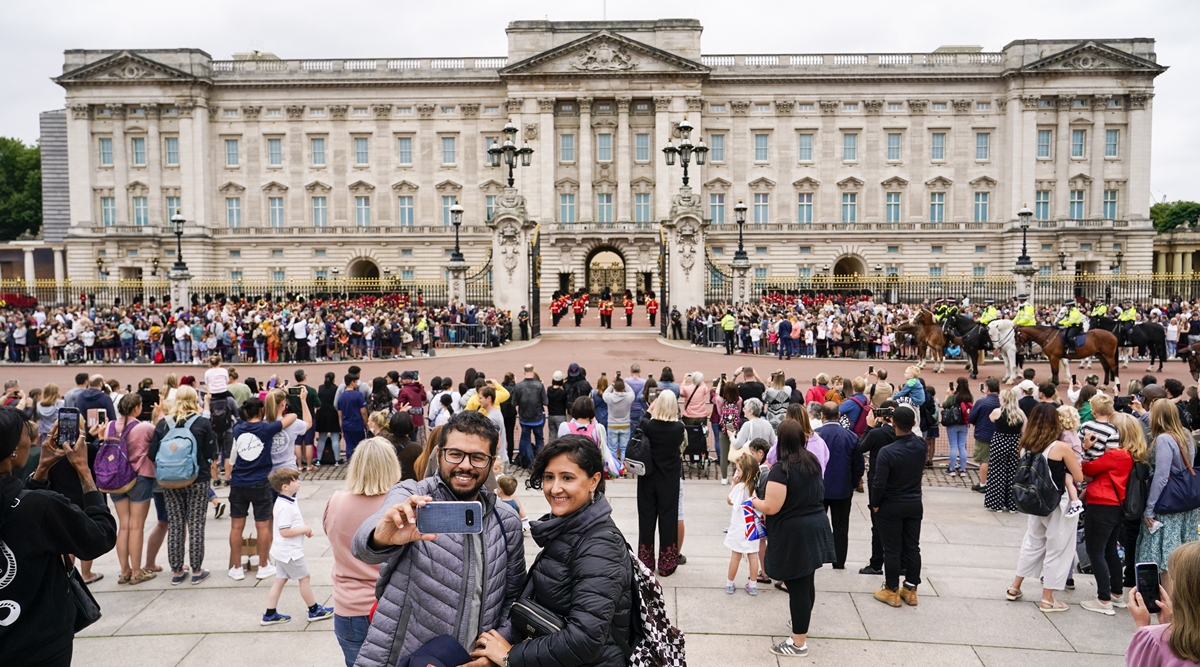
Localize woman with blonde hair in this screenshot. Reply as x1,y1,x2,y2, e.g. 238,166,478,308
1127,541,1200,665
1114,412,1151,596
323,436,402,667
163,372,179,401
262,387,312,471
1136,399,1200,591
985,389,1027,513
635,390,685,575
148,384,218,585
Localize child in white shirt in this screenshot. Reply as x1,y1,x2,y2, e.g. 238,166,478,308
261,468,334,625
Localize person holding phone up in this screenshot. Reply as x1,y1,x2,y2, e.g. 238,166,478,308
352,411,525,667
1126,541,1200,665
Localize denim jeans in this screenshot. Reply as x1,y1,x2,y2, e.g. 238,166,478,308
334,614,369,667
316,432,342,462
608,426,631,461
518,422,545,468
946,425,969,471
174,340,190,361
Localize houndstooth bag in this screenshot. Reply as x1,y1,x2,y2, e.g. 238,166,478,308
620,542,687,667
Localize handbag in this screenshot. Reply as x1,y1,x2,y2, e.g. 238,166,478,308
65,556,102,632
510,597,566,639
624,421,653,476
1156,465,1200,515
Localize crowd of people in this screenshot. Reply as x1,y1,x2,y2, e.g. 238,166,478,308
0,297,514,365
3,348,1200,666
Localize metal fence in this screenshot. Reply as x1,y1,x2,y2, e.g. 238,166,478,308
440,323,492,347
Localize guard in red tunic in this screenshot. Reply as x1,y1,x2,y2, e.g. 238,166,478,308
550,295,561,327
646,294,659,327
624,296,635,327
573,294,585,327
599,298,614,329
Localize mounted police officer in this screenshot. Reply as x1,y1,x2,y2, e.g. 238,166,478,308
1012,294,1036,327
1058,299,1084,356
1090,297,1108,320
1116,297,1138,342
978,298,998,350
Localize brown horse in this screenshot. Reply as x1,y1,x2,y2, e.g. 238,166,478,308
1015,326,1120,387
895,320,947,373
1177,342,1200,381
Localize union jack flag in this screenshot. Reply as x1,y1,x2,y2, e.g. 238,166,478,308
742,499,767,541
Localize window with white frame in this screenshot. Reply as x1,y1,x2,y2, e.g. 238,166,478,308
931,245,944,254
131,137,146,166
441,137,456,164
887,245,899,254
798,133,813,161
441,196,456,225
132,196,148,226
841,193,857,223
973,192,989,222
797,193,813,223
635,133,650,161
397,196,414,226
843,133,857,161
315,269,328,280
311,138,325,166
1105,129,1120,157
887,133,901,161
486,195,497,222
100,197,116,226
887,102,903,111
1035,190,1051,220
225,139,239,166
796,103,814,111
885,192,901,223
355,137,369,165
165,196,180,219
930,266,944,278
230,270,243,281
929,192,945,222
272,270,286,282
886,266,899,276
843,103,858,112
397,137,413,165
798,267,812,278
1039,264,1053,277
401,269,414,280
559,194,576,223
355,196,371,226
1103,190,1119,219
269,197,284,227
99,137,113,166
709,194,725,223
973,266,987,277
976,245,987,253
1071,129,1086,158
975,132,990,160
931,132,945,160
754,134,769,161
597,193,614,223
163,137,178,166
312,196,327,227
753,193,769,223
1037,129,1053,158
710,134,725,161
267,138,282,166
560,134,575,162
226,197,242,227
754,267,768,279
977,102,991,111
931,102,947,111
1069,190,1085,218
597,133,613,161
634,193,651,223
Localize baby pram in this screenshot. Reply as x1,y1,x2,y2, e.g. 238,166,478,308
63,341,84,364
680,422,712,479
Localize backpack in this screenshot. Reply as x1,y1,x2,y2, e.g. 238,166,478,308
847,396,871,437
155,415,201,489
210,397,233,433
95,421,138,494
1121,461,1150,522
622,540,687,667
940,403,963,428
1012,450,1063,516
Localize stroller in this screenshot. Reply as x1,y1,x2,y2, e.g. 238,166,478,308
680,422,713,480
63,341,84,365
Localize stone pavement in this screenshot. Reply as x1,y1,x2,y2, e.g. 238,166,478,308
74,473,1134,667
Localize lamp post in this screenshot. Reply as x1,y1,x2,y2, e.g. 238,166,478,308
1016,205,1033,268
1058,251,1068,272
661,118,708,188
487,120,534,188
96,257,107,280
449,200,465,263
1112,250,1124,273
331,268,342,301
150,257,159,277
733,198,748,262
169,211,187,272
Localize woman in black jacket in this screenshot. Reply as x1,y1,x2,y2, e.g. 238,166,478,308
470,435,632,667
0,406,117,667
315,372,342,465
635,390,685,576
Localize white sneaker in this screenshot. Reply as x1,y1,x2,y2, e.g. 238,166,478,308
721,478,729,485
255,563,277,580
227,566,245,581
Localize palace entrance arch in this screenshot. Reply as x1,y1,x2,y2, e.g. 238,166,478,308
347,258,381,280
833,256,866,277
586,247,626,297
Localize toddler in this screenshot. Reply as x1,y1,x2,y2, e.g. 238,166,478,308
496,474,529,532
260,468,334,625
725,453,763,596
1056,405,1087,518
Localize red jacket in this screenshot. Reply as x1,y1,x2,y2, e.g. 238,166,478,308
1081,448,1133,507
396,381,427,428
804,385,830,405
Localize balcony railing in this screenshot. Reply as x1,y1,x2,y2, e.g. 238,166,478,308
208,224,490,236
545,222,658,233
700,52,1003,69
210,57,509,75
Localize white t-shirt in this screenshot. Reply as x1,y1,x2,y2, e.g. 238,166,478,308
270,418,311,471
270,495,306,563
204,367,229,393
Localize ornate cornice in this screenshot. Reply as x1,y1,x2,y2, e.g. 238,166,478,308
329,104,348,119
416,103,435,118
241,105,262,120
818,100,839,114
575,97,593,113
653,96,671,112
537,97,556,112
372,103,393,118
461,103,480,118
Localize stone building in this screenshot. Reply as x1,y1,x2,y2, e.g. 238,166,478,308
50,19,1166,310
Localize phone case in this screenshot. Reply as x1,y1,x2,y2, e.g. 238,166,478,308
415,501,484,534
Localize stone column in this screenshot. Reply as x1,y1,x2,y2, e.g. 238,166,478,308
1184,251,1194,277
577,97,593,222
23,248,36,293
109,104,129,223
53,247,65,305
1173,252,1184,275
1054,96,1072,218
653,96,673,225
731,254,751,306
616,97,632,222
487,188,533,315
169,267,192,312
145,104,163,227
447,259,469,305
537,98,556,224
1090,97,1107,218
663,187,706,310
1127,93,1153,220
1156,252,1167,274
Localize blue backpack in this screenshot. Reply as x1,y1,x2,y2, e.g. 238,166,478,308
156,415,200,489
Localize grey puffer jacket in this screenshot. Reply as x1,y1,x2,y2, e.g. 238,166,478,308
509,494,632,667
352,476,526,667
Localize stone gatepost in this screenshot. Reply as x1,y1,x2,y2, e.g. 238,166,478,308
168,267,191,313
731,254,752,306
1014,264,1037,302
446,259,469,306
662,186,707,311
486,188,536,314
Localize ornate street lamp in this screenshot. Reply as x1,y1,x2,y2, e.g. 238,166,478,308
733,198,748,262
487,120,534,187
1016,204,1033,268
96,257,108,280
1111,250,1124,273
1058,251,1068,272
661,118,708,188
151,257,159,277
449,200,465,263
169,211,187,272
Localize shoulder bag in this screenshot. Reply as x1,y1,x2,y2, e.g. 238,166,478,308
511,522,621,640
1156,457,1200,515
624,420,653,477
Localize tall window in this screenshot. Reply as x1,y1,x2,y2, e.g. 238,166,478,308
842,133,857,161
131,137,146,166
226,197,242,227
132,196,148,226
486,195,497,221
885,192,901,223
311,138,325,166
973,192,989,222
886,133,901,161
230,270,244,282
1071,129,1086,158
1035,190,1051,220
634,193,651,223
163,137,179,166
165,196,180,219
99,138,113,166
1105,129,1120,157
397,196,414,226
797,193,813,223
754,134,769,161
354,137,369,165
841,193,857,223
225,139,239,166
635,133,650,161
798,133,813,161
441,196,456,225
709,194,725,223
269,197,285,227
272,270,286,282
597,193,614,223
267,138,282,166
710,134,725,162
930,266,944,278
441,137,456,164
929,192,945,222
312,197,327,227
753,193,769,223
1069,189,1085,218
559,194,576,223
101,197,116,226
975,132,990,160
1103,190,1119,219
397,137,413,165
931,133,945,160
597,133,613,161
560,134,575,162
1037,129,1053,158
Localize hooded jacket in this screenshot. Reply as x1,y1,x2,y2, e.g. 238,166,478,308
352,475,525,667
396,381,426,428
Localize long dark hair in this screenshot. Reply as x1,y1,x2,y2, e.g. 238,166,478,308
527,434,605,495
775,420,821,477
953,377,973,405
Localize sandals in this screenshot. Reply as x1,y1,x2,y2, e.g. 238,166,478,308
1038,600,1069,613
117,572,132,585
1005,587,1023,601
128,571,157,585
756,573,773,585
774,582,789,592
143,565,164,573
82,573,104,585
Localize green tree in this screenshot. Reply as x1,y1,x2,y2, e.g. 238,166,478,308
1152,200,1200,233
0,137,42,240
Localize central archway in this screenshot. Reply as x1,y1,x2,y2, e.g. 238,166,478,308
347,258,380,280
833,256,866,277
585,246,626,298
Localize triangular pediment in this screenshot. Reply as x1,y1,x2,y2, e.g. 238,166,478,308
435,180,462,192
837,177,864,190
925,176,954,189
478,179,506,192
1069,173,1094,185
970,175,997,189
348,180,375,193
1019,41,1166,75
55,51,202,85
304,181,332,194
261,181,288,193
391,180,419,193
125,180,149,192
880,176,908,189
704,178,732,191
748,177,776,190
217,181,245,194
500,30,707,77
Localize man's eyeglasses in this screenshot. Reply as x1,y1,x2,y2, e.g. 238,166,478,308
441,447,494,469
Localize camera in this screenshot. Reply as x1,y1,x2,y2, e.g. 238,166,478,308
872,407,895,419
1114,395,1133,412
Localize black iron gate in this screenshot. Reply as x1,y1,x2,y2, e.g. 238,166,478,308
705,252,733,305
659,227,669,338
529,225,541,338
464,250,493,306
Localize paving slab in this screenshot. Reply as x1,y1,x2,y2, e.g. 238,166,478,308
850,593,1074,651
114,586,334,635
973,646,1126,667
176,631,343,667
72,634,204,667
801,637,986,666
79,589,162,637
675,587,869,640
682,633,778,667
1045,604,1139,655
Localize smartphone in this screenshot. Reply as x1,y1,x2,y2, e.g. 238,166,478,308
1136,562,1161,613
811,378,817,387
86,408,102,428
1071,374,1078,385
288,386,302,396
57,408,80,447
979,382,985,392
721,373,726,381
869,365,874,374
415,501,484,535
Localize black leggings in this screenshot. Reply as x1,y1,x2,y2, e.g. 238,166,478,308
1084,504,1124,602
785,572,817,635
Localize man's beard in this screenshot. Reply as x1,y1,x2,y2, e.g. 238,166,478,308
440,466,486,500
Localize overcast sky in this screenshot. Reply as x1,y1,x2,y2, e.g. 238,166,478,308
2,0,1196,203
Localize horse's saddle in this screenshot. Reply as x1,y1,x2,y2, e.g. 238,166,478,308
1061,331,1088,347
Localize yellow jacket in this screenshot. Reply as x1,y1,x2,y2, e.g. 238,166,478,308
1118,307,1138,322
1090,304,1108,318
1058,308,1083,327
1013,304,1036,326
979,307,998,325
464,383,511,413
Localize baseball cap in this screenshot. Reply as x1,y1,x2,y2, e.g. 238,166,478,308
400,371,416,381
568,362,581,378
552,370,565,382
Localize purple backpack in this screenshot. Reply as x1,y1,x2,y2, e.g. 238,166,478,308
96,421,138,494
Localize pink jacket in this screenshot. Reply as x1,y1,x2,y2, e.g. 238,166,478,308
679,381,712,420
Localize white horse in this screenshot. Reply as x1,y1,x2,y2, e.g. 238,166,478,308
989,319,1019,384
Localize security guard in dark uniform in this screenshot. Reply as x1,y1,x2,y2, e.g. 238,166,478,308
670,306,683,339
518,306,530,340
